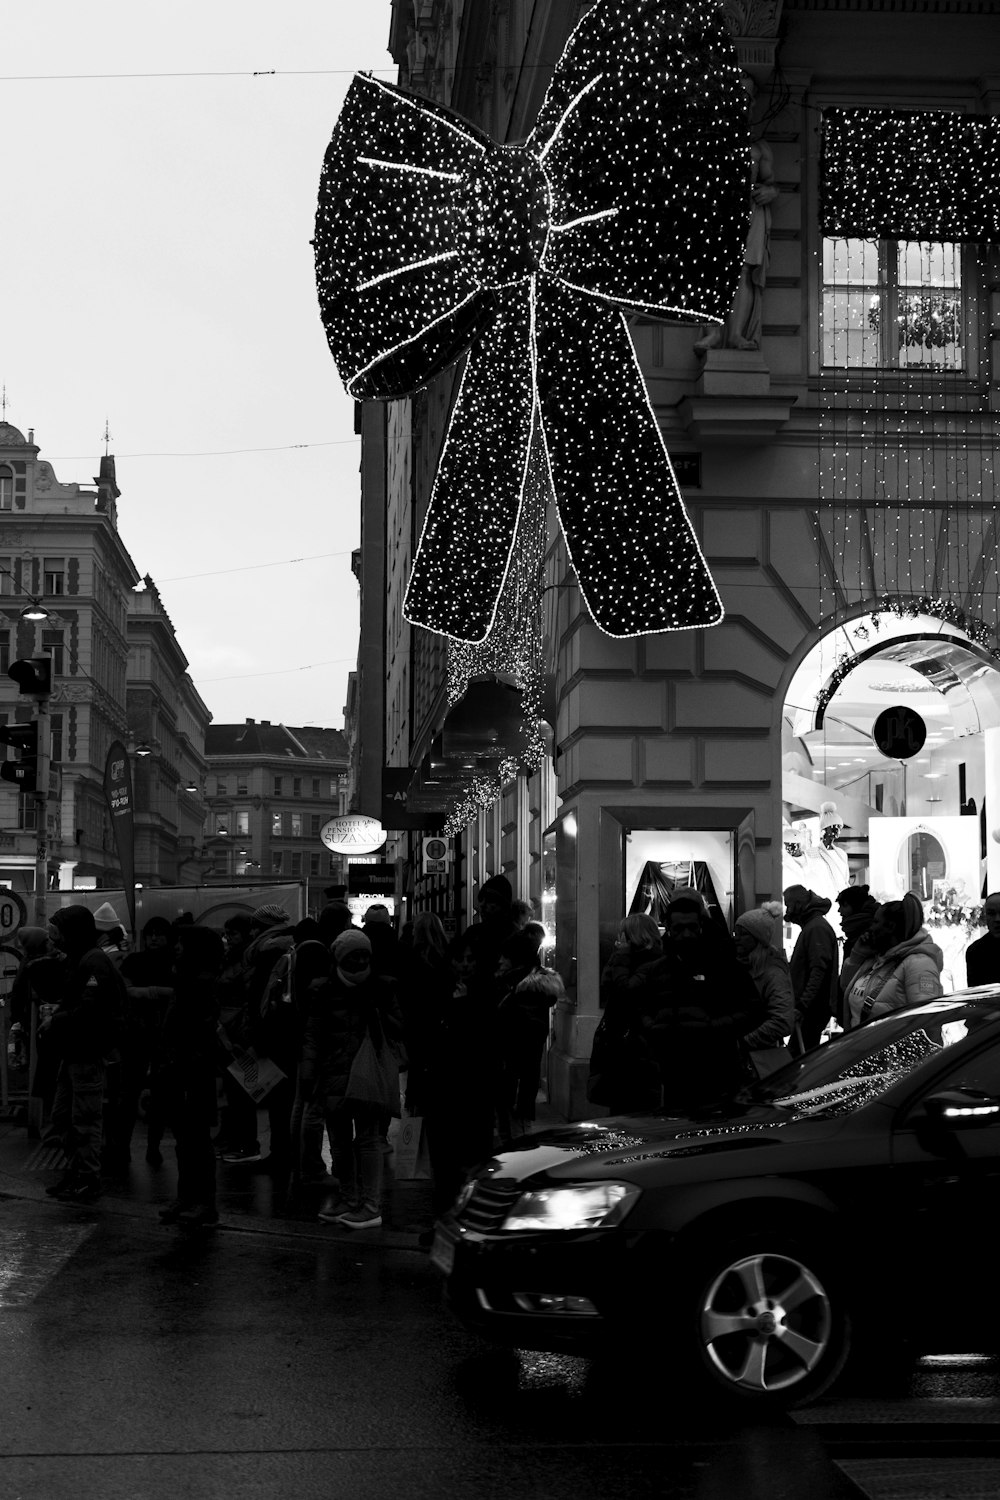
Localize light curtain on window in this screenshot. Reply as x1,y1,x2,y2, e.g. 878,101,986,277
821,109,1000,242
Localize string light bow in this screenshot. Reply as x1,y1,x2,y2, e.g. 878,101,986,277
315,0,750,641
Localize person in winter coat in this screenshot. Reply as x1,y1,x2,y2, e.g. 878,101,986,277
222,903,297,1171
495,930,564,1140
43,905,128,1204
398,912,453,1119
966,891,1000,986
153,925,225,1228
634,895,763,1115
115,915,176,1170
301,930,405,1230
837,885,879,963
734,907,795,1077
845,893,944,1027
784,885,840,1052
589,914,663,1112
7,926,52,1070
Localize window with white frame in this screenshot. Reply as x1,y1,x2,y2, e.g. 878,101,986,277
822,238,964,370
290,813,302,838
41,630,64,676
43,557,66,595
235,810,250,836
0,469,13,511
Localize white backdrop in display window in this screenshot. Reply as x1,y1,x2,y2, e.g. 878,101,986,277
869,816,983,991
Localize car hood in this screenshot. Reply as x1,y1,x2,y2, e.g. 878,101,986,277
486,1105,841,1185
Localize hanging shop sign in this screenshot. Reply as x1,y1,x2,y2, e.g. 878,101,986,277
347,861,396,897
320,814,387,856
872,706,927,760
422,836,452,876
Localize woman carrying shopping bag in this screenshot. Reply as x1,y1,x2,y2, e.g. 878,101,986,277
300,930,405,1231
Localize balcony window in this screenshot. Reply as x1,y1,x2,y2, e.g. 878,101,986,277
822,238,964,370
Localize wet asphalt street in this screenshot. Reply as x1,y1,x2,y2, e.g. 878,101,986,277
0,1121,998,1500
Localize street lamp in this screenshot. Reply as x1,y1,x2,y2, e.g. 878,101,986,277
0,566,49,621
134,741,153,758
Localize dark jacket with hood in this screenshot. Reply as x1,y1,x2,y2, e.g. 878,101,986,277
153,926,224,1122
785,888,840,1035
46,905,128,1063
300,971,405,1112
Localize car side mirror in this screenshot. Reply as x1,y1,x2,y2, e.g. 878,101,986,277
923,1089,1000,1130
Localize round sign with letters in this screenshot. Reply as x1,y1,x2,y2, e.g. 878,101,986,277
872,706,927,760
320,814,387,856
0,888,28,939
424,837,448,862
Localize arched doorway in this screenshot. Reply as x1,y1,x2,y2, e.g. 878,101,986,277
782,607,1000,988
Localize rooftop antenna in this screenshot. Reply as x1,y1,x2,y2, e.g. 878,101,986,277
103,417,112,455
1,385,7,421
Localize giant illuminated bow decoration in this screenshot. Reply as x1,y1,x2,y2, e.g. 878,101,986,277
315,0,750,641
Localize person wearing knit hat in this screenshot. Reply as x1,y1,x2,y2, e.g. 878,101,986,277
251,902,288,929
843,893,943,1028
93,901,124,932
783,885,839,1052
734,910,796,1076
300,926,404,1232
836,884,880,964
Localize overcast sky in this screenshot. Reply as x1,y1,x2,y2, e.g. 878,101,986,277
1,3,395,731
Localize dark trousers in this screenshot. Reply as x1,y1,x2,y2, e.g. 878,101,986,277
167,1109,217,1211
425,1098,496,1218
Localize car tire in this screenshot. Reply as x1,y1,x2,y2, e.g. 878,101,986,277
682,1233,850,1409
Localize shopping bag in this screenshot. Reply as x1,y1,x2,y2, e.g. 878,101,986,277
225,1047,286,1103
345,1028,403,1116
391,1114,430,1179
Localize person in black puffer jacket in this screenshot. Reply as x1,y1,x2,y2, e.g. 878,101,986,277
589,913,663,1113
300,930,405,1231
153,925,225,1228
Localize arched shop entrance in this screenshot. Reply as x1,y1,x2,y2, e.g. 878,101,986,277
782,608,1000,990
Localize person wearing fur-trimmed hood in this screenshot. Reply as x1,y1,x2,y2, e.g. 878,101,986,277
844,894,944,1028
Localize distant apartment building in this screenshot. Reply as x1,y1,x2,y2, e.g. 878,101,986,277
203,719,349,912
0,419,210,899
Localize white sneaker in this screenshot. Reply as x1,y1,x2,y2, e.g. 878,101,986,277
336,1207,382,1230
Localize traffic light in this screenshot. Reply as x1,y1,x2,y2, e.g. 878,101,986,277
7,657,52,697
0,721,38,792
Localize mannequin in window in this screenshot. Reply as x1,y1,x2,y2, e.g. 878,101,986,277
694,132,778,353
806,803,850,934
782,819,810,897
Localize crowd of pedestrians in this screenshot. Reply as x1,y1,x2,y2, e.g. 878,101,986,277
589,878,960,1115
11,879,563,1237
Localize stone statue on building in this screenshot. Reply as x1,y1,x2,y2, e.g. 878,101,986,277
694,135,778,353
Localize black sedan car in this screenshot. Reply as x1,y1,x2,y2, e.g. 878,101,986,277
431,990,1000,1407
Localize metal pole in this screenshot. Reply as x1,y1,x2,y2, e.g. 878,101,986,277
27,688,49,1137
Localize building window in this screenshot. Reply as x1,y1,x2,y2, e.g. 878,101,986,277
272,852,283,875
274,776,283,796
293,777,301,797
311,814,321,837
0,635,8,674
41,630,64,676
312,778,321,798
822,238,964,370
290,852,302,876
235,810,250,836
215,778,228,797
271,811,282,836
0,469,12,511
43,557,66,595
0,555,12,591
17,793,37,831
215,817,230,835
310,853,320,875
290,813,302,838
50,713,63,764
237,776,248,795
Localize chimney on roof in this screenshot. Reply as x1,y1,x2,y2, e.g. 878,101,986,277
261,720,270,727
245,717,254,725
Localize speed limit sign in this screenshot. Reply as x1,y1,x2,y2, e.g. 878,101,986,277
0,888,27,939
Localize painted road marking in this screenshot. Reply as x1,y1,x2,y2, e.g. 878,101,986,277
0,1220,96,1306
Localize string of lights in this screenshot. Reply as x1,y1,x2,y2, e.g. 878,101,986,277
315,0,751,642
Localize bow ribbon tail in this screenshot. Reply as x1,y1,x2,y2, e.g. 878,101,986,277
534,277,723,637
403,282,536,642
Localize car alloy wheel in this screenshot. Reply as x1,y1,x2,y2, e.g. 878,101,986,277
696,1248,846,1405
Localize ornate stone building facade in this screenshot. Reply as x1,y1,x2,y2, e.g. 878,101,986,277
357,1,1000,1116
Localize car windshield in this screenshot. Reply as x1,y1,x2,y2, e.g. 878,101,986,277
755,1002,995,1121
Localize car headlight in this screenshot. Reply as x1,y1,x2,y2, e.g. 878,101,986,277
501,1182,639,1232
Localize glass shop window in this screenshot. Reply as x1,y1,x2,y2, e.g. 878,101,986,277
822,239,964,371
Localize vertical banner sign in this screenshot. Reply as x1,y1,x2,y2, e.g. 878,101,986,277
103,740,136,936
